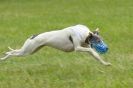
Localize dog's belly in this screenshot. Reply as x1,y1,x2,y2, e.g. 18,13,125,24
52,43,74,52
46,39,74,52
44,34,74,52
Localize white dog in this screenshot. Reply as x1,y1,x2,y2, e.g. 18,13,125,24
0,24,111,65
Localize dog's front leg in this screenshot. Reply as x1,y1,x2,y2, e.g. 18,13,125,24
87,48,111,66
72,35,111,66
75,47,111,66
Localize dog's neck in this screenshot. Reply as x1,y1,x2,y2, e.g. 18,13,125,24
85,33,92,44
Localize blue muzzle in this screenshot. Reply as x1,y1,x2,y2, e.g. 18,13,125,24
91,40,108,54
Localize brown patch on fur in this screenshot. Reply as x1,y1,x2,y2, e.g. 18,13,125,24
93,31,99,35
85,33,92,44
69,36,73,43
30,34,38,39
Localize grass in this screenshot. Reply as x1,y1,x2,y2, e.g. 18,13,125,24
0,0,133,88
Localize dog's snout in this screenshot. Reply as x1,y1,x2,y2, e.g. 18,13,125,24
105,47,108,51
107,47,108,50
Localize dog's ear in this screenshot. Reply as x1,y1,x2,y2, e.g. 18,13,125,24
96,28,99,32
93,28,99,35
85,33,93,44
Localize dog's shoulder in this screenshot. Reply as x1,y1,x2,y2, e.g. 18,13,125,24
74,24,89,28
71,24,90,36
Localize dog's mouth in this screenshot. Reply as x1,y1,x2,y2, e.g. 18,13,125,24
85,31,108,54
89,34,108,54
90,40,108,54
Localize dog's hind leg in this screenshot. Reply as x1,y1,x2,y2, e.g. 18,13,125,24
0,54,11,61
0,37,45,61
0,47,26,61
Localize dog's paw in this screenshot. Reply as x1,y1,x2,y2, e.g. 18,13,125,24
103,62,112,66
0,57,5,61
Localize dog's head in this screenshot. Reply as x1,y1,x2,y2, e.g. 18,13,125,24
85,28,108,54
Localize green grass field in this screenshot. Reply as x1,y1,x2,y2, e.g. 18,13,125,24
0,0,133,88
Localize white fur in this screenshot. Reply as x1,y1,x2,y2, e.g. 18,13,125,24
0,24,111,66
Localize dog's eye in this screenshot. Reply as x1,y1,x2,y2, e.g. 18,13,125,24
97,40,101,43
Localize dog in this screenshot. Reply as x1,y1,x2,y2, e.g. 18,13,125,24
0,24,111,66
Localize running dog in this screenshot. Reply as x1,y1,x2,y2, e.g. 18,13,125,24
0,24,111,65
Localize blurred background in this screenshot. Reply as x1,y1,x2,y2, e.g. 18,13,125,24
0,0,132,88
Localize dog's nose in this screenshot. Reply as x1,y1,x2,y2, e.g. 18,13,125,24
105,47,108,52
101,45,108,53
